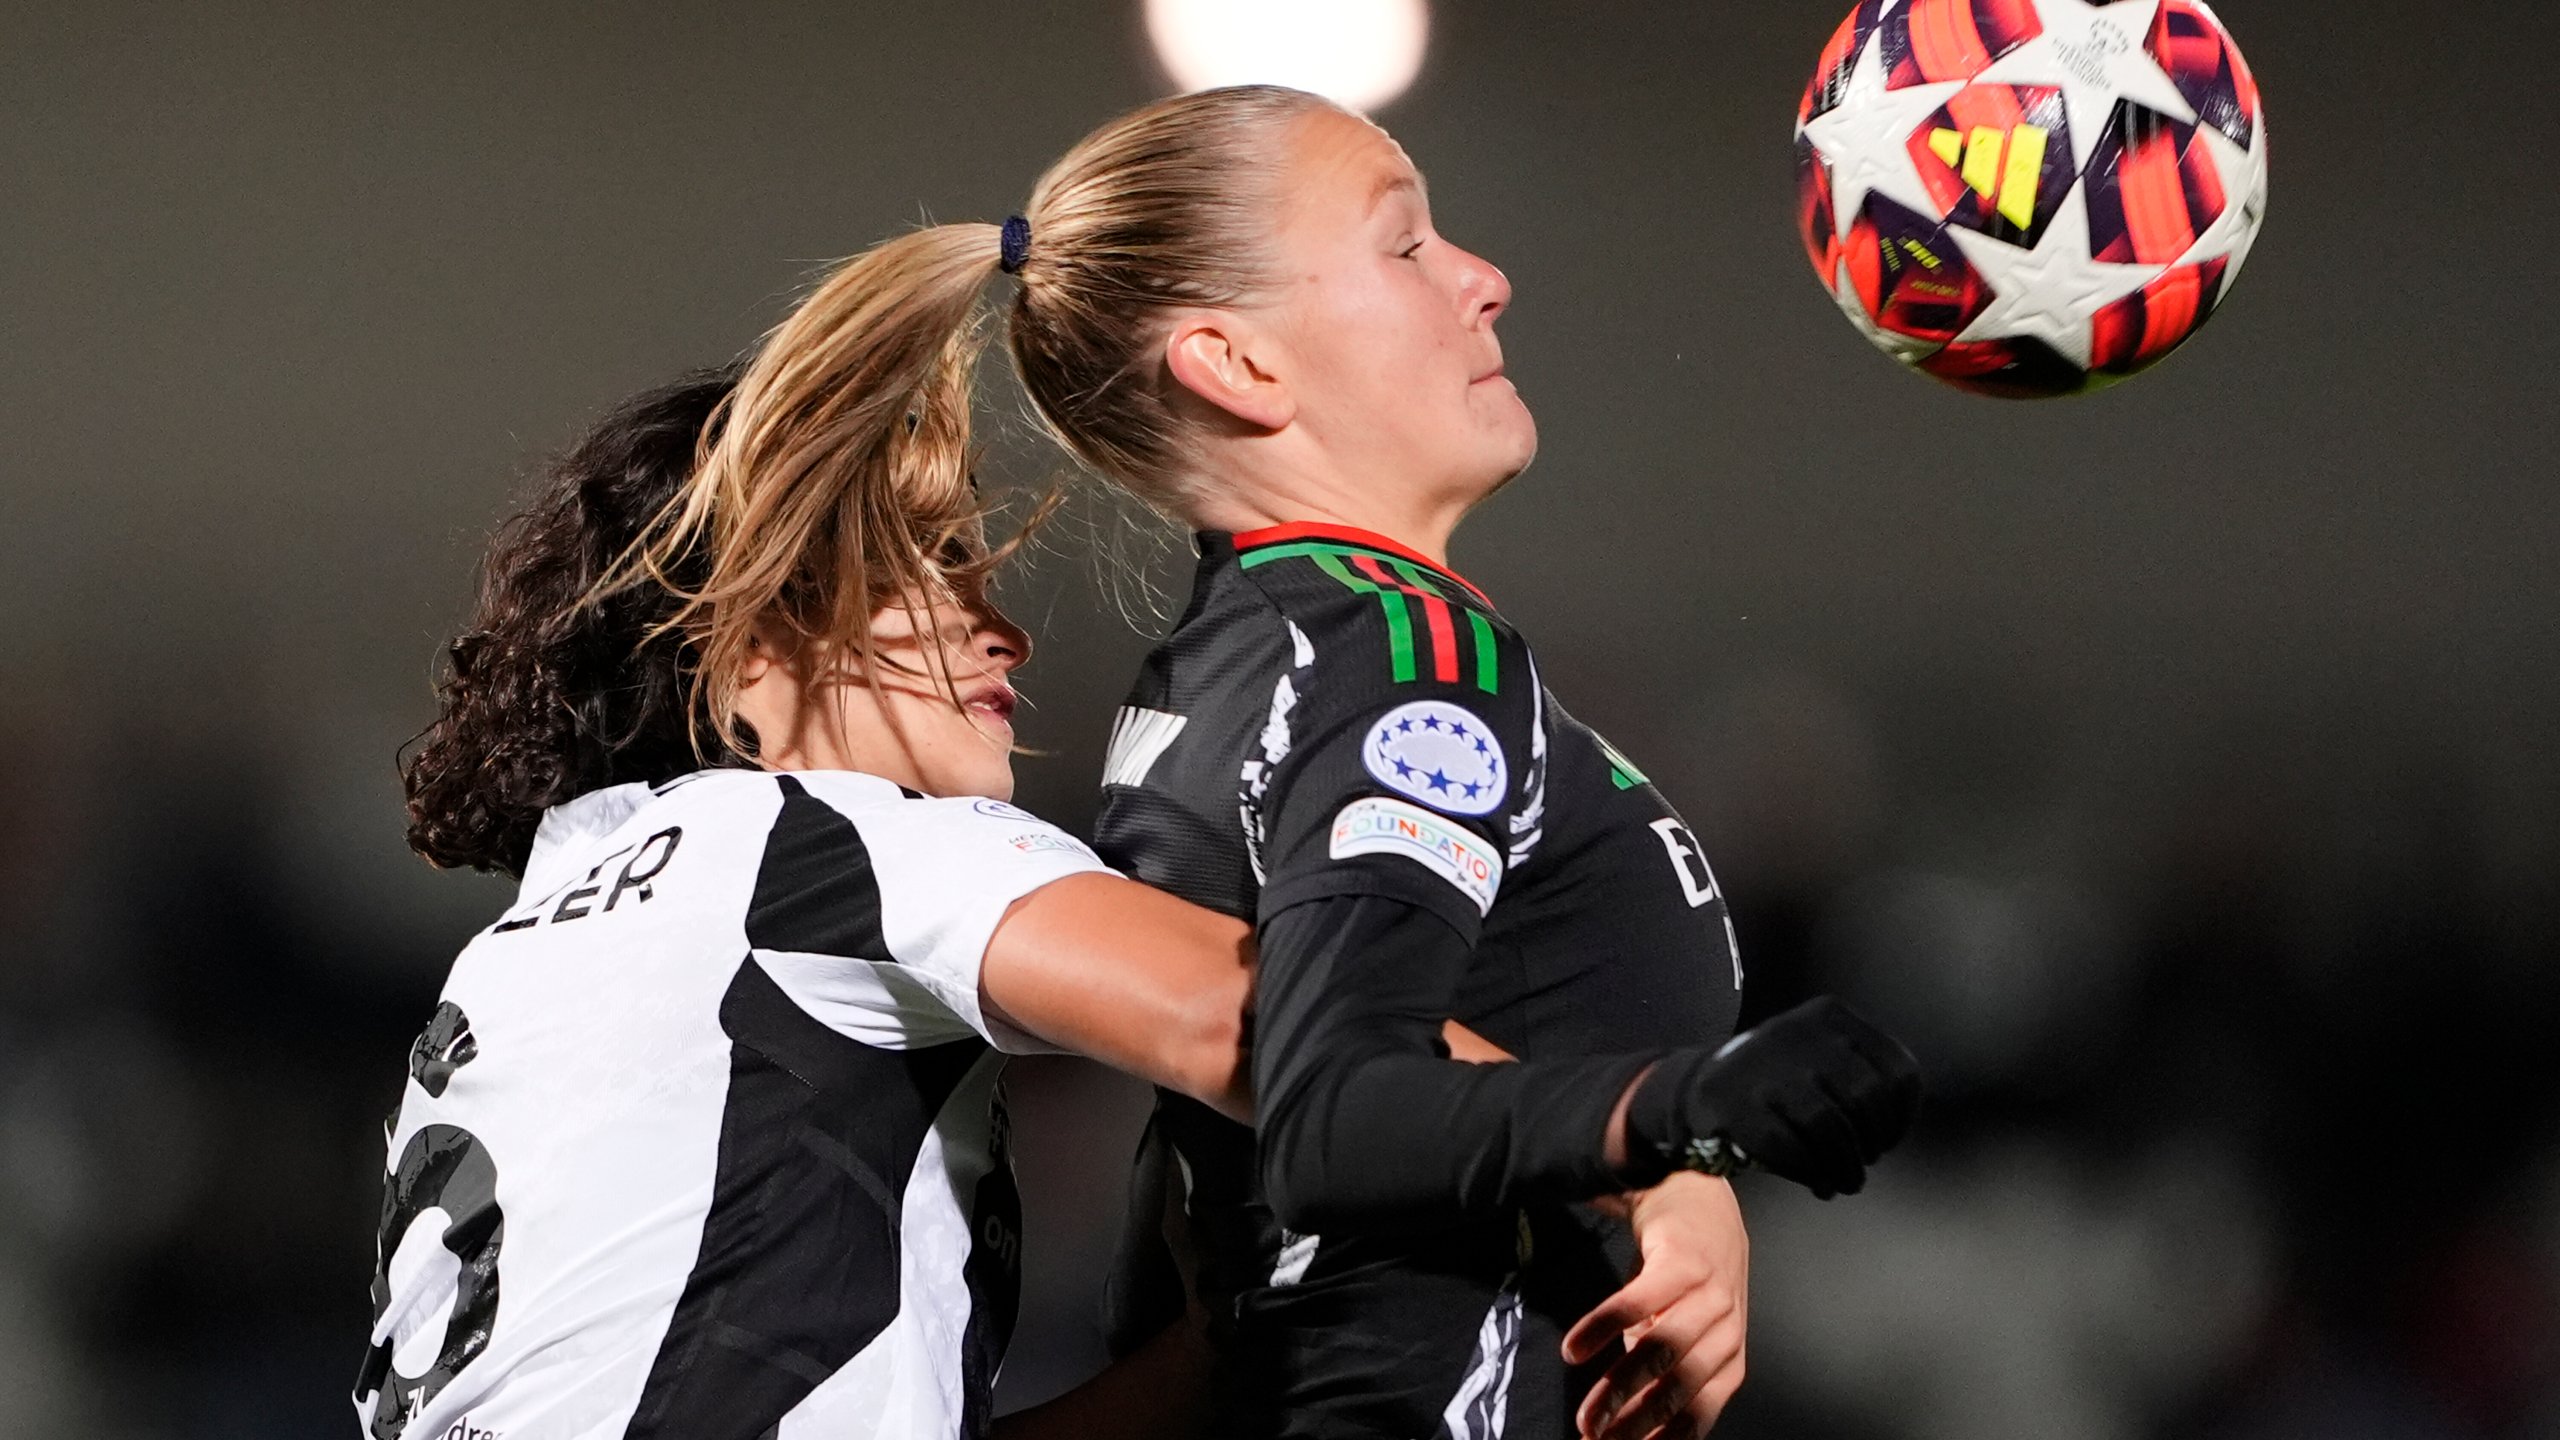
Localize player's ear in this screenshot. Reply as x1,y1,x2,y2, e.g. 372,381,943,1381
1165,311,1295,431
739,617,791,685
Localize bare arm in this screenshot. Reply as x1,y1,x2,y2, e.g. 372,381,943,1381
981,872,1510,1127
983,872,1256,1122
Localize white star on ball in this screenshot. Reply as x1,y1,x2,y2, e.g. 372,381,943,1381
1973,0,2195,169
1942,184,2159,369
1799,23,1966,246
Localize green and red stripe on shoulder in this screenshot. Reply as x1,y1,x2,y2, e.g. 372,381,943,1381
1235,523,1503,693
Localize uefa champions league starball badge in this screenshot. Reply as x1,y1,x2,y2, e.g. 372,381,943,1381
1363,701,1508,817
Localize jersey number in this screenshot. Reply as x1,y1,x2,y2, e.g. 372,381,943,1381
354,1124,504,1440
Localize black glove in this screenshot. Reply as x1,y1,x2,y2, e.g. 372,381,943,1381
1620,996,1922,1199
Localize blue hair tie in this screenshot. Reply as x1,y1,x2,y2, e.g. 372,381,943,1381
998,214,1032,275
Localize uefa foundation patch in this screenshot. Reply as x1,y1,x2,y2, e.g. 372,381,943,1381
1328,796,1504,914
1361,700,1507,817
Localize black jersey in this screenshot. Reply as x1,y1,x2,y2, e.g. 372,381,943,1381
1092,526,1744,1440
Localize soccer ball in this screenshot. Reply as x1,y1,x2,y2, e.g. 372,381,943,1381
1794,0,2268,397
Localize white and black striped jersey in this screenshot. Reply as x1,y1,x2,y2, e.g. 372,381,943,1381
354,768,1114,1440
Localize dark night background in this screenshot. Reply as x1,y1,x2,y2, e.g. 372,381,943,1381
4,1,2555,1435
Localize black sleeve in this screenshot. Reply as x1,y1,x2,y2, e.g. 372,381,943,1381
1235,588,1659,1228
1251,891,1657,1231
1246,594,1547,943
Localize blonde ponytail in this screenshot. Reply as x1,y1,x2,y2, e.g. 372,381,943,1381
624,222,1010,757
596,85,1342,761
1006,85,1335,514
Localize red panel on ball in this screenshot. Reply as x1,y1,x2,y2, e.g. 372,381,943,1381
2089,257,2231,373
2082,101,2227,265
2146,0,2260,148
1880,0,2042,88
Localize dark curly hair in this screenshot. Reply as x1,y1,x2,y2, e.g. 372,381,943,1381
401,367,748,876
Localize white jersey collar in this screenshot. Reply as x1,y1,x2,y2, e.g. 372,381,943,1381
522,781,660,896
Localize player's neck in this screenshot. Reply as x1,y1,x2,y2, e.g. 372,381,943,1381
1186,458,1475,570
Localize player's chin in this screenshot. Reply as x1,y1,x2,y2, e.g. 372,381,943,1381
910,728,1016,801
963,744,1019,802
1476,406,1538,487
940,762,1015,803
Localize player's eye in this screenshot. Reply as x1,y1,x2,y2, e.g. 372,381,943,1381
1398,238,1425,260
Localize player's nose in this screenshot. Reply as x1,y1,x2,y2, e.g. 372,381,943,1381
1452,243,1511,328
974,613,1032,674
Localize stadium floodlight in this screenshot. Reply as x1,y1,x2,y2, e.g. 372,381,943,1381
1145,0,1430,111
